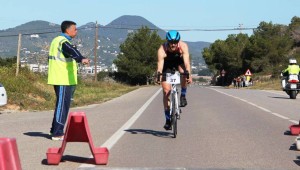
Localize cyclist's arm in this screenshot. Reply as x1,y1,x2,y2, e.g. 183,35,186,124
156,45,166,82
157,45,165,73
180,41,192,83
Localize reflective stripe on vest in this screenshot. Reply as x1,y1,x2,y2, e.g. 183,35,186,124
48,36,77,85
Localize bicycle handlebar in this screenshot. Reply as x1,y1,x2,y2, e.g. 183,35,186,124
156,71,190,82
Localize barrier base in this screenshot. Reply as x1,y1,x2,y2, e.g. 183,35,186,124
46,148,62,165
94,147,109,165
290,124,300,135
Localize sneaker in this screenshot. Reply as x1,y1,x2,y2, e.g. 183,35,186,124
163,120,172,130
180,95,187,107
51,135,64,141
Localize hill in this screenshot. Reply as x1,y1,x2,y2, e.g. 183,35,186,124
0,15,210,68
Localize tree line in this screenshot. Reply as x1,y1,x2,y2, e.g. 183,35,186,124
113,26,163,85
202,16,300,85
114,17,300,86
3,17,299,86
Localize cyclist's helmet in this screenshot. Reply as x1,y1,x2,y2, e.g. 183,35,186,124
166,30,180,43
289,58,297,64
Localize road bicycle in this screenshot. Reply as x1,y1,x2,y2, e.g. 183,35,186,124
157,70,189,138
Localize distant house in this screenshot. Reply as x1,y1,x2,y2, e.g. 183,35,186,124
111,64,118,72
79,65,103,74
22,64,48,72
30,34,39,38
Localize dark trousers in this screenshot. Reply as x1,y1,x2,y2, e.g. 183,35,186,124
50,85,72,136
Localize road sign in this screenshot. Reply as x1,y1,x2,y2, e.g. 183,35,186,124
245,69,252,76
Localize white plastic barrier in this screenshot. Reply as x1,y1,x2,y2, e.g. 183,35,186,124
296,137,300,150
0,84,7,106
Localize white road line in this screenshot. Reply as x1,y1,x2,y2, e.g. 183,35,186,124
210,88,298,123
79,88,162,168
101,88,162,149
270,112,289,120
289,120,299,124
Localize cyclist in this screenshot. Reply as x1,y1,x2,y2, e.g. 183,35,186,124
156,30,192,130
281,58,300,88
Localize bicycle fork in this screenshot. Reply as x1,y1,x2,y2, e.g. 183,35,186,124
170,85,181,120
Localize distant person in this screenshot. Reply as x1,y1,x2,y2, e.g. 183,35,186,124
242,75,246,87
48,20,89,141
249,77,253,86
156,30,192,130
236,76,241,89
233,78,237,88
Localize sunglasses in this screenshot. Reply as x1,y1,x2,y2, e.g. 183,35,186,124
168,40,179,44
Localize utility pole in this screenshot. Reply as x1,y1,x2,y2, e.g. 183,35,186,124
16,33,22,76
94,21,98,81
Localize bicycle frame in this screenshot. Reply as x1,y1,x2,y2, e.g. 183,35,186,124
157,70,189,138
170,84,180,120
166,71,181,138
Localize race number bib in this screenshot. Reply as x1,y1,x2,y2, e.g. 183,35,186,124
166,72,181,84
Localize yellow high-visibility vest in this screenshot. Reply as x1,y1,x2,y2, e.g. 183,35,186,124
283,65,300,75
47,36,77,85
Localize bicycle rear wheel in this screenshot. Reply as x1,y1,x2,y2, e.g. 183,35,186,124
171,93,177,138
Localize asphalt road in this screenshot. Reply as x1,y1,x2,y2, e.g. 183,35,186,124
1,85,300,170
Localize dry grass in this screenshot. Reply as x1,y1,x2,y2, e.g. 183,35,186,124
247,78,282,91
0,66,137,112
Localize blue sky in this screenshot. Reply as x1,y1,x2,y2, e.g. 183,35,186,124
0,0,299,42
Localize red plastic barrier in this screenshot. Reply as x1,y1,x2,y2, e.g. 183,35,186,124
46,112,109,165
0,138,22,170
290,124,300,135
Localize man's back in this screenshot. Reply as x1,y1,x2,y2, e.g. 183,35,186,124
284,64,300,75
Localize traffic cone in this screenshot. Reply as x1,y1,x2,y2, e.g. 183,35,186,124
0,138,22,170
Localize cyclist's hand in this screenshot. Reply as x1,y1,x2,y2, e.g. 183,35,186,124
155,78,161,85
156,72,161,85
184,70,191,84
186,77,192,84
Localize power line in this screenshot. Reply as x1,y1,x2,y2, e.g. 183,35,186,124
0,24,256,38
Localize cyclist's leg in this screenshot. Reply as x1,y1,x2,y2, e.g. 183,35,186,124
178,64,188,106
162,81,172,130
162,82,171,111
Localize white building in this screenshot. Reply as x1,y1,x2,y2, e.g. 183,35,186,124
22,64,48,72
30,34,39,38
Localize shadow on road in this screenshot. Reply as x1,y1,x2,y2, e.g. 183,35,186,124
294,156,300,166
284,130,293,136
289,143,298,151
268,96,290,99
125,129,173,138
41,155,97,165
23,132,51,139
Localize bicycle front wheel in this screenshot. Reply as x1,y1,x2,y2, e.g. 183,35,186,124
171,93,177,138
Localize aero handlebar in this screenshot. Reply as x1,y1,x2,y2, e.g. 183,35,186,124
157,70,190,82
